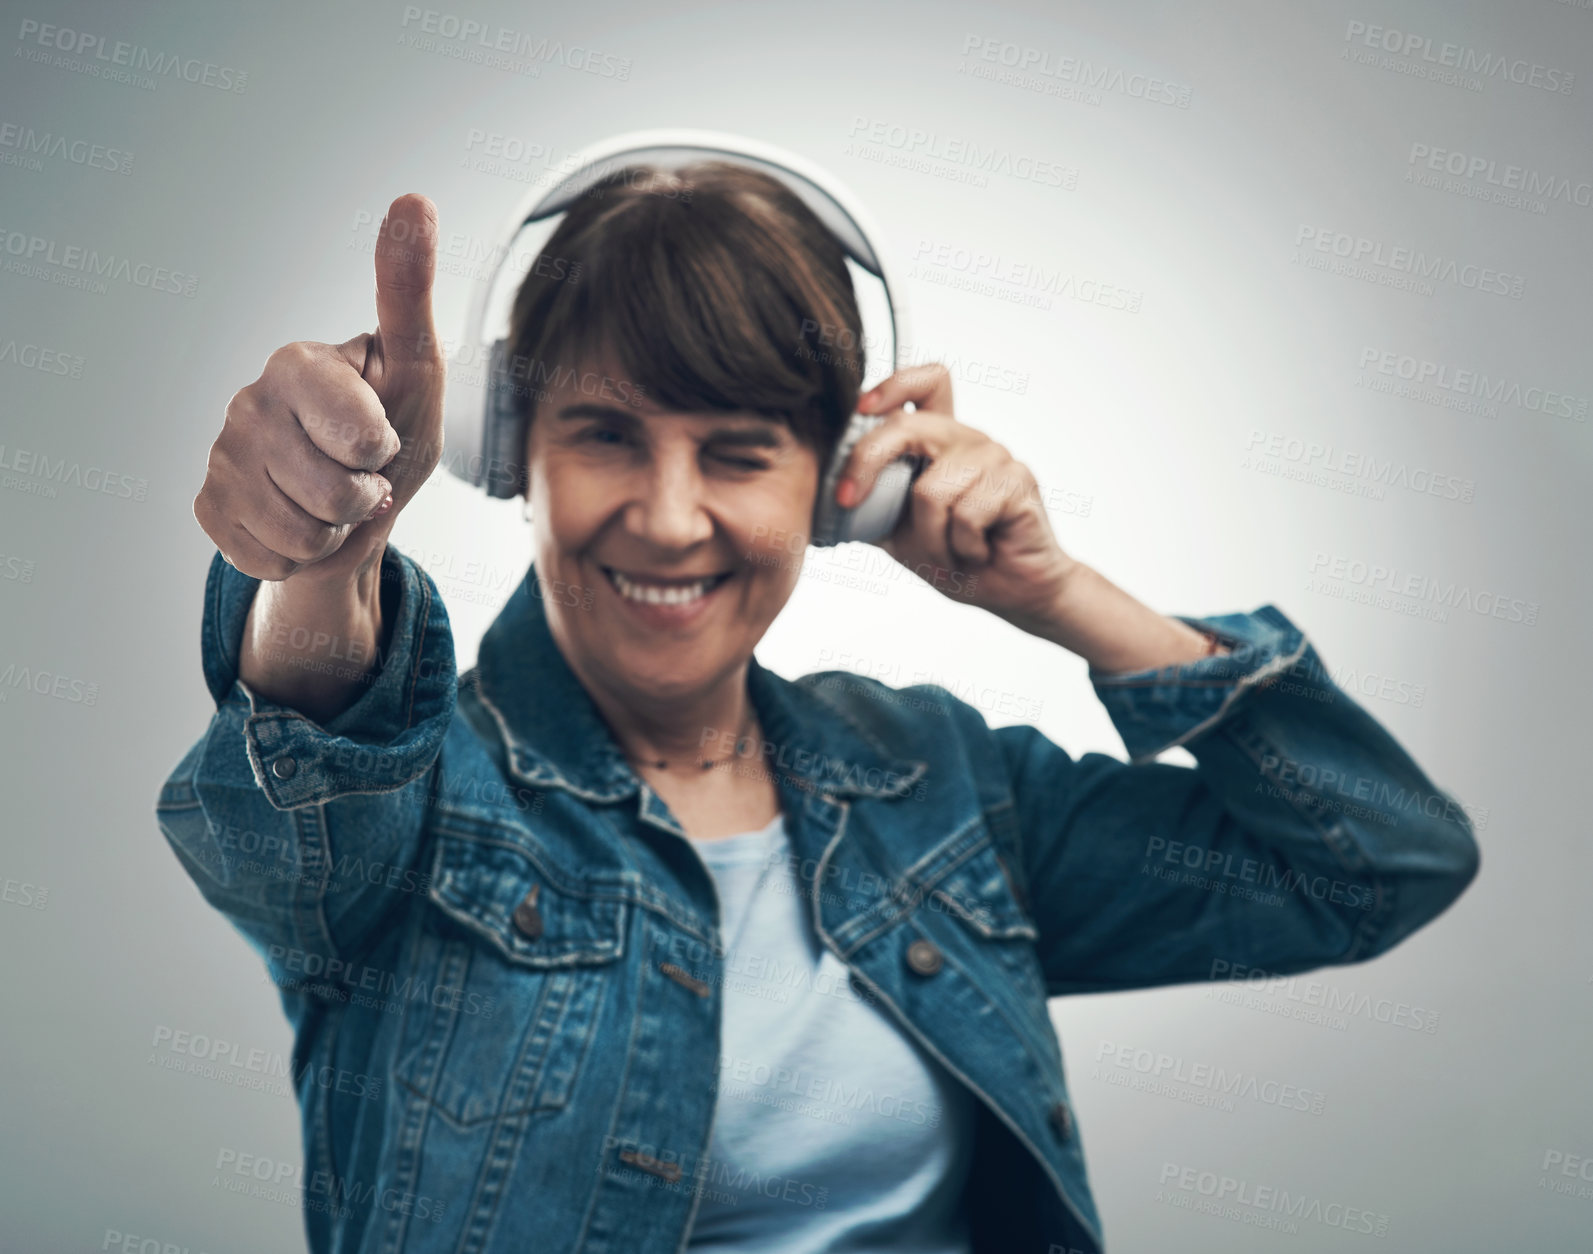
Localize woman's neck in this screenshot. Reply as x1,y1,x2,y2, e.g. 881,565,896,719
580,661,760,771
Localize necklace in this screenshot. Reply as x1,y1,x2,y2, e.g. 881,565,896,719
624,707,760,772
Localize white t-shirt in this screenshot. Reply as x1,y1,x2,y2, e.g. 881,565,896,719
684,813,977,1252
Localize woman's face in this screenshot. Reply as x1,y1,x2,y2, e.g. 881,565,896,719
523,351,821,708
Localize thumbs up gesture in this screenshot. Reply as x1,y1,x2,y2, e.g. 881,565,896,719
194,193,446,582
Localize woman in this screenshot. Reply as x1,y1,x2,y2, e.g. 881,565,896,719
160,167,1479,1254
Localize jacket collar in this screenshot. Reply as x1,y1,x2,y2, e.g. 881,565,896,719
472,563,926,805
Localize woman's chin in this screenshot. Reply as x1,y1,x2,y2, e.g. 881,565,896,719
604,647,733,705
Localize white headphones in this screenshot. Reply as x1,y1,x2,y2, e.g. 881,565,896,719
439,128,918,547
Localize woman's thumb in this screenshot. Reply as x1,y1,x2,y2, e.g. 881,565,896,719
372,192,440,371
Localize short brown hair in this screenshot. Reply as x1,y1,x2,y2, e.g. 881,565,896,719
505,161,865,469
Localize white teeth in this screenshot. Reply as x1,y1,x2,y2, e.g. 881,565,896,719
607,569,724,606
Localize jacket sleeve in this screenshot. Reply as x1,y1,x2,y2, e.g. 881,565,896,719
153,547,457,984
993,605,1480,997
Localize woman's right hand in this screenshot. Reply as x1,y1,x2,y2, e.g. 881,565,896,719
193,193,445,584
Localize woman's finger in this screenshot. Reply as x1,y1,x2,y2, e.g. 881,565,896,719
941,445,1019,566
250,388,393,526
897,453,956,573
859,361,955,418
835,407,960,509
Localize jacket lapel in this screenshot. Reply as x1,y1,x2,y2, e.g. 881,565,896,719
468,560,932,940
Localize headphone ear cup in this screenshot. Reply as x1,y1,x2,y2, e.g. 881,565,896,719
838,456,915,546
811,411,872,547
481,339,530,499
811,412,916,547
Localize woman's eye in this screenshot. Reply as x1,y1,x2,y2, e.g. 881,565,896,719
710,451,771,472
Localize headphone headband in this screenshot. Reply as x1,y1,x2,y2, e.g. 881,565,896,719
441,128,909,505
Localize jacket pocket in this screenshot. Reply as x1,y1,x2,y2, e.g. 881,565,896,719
926,831,1039,941
926,832,1054,1023
393,828,626,1128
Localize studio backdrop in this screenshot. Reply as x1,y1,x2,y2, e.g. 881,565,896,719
1,1,1588,1252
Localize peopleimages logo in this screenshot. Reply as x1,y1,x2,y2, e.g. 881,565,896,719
397,6,633,79
959,35,1193,108
460,127,581,185
0,443,148,500
1358,347,1588,422
603,1135,831,1210
1342,19,1574,95
795,319,1033,396
212,1149,446,1222
714,1051,943,1128
1209,959,1442,1034
1243,429,1476,503
261,946,498,1019
0,554,36,583
1307,552,1540,626
1143,834,1375,909
0,662,99,706
1294,225,1525,299
1406,143,1592,213
1157,1161,1392,1236
0,122,133,175
845,117,1078,189
103,1229,226,1254
0,339,84,378
1095,1040,1328,1115
149,1025,382,1101
348,208,581,287
910,238,1144,313
1539,1149,1593,1200
0,223,199,296
14,17,249,92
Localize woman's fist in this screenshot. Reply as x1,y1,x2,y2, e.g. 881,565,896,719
193,193,445,582
835,362,1079,635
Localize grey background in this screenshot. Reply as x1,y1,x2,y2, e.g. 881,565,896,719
1,0,1589,1250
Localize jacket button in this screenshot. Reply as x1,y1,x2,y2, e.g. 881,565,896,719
905,939,943,976
1049,1099,1073,1141
512,886,543,939
271,756,297,780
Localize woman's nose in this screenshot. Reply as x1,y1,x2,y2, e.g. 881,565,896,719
624,462,715,551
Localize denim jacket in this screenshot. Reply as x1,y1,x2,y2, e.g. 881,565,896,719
155,547,1479,1254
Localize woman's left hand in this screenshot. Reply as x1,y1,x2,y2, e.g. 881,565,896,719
833,363,1079,635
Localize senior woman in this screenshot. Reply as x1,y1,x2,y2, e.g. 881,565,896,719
159,170,1479,1254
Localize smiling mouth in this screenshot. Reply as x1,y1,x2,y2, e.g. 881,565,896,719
602,567,734,606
